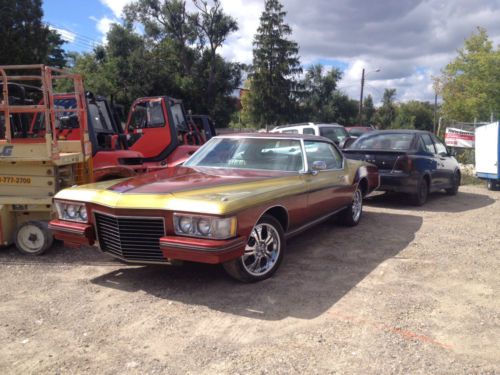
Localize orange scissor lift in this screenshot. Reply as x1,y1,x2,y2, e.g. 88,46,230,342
0,65,92,255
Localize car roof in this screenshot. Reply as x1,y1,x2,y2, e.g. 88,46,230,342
273,122,344,129
214,132,336,143
366,129,430,135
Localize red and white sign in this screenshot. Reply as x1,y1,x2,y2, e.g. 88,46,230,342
445,128,475,148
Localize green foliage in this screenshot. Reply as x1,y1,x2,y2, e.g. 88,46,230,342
374,89,397,128
244,0,302,127
393,100,434,130
361,95,375,125
46,30,67,68
437,27,500,122
297,64,343,122
0,0,67,67
68,1,241,127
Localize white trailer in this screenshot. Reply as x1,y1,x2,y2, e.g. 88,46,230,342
475,121,500,190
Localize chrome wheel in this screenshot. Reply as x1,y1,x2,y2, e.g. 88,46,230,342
352,188,362,222
242,223,281,277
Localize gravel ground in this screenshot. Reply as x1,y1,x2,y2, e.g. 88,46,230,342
0,184,498,374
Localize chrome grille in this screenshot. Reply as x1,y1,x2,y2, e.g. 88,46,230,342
94,212,167,263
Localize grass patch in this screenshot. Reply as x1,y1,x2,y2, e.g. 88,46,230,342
461,174,484,186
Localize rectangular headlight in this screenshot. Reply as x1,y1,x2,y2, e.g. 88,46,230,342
55,201,88,223
173,214,237,240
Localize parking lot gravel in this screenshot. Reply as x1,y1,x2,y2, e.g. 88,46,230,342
0,184,498,374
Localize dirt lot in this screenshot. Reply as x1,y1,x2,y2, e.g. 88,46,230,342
0,185,498,374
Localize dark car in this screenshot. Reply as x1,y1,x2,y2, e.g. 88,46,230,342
343,130,461,206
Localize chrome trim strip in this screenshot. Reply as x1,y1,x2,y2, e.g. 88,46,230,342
102,251,170,265
48,223,86,235
160,239,246,253
285,206,348,239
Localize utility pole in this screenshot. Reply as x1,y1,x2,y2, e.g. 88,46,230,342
433,92,437,134
358,68,365,125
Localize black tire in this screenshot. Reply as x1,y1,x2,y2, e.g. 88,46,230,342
411,177,429,206
223,215,285,282
338,187,363,226
445,171,460,195
15,221,53,256
487,180,500,191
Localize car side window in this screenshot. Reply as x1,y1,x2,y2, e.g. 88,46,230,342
304,141,343,170
431,135,448,156
421,134,436,154
303,127,315,135
282,129,298,134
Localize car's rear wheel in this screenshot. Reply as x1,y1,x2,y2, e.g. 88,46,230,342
411,177,429,206
445,171,460,195
338,187,363,226
223,215,284,282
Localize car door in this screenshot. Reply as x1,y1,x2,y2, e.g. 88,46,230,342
431,134,455,187
302,140,351,220
419,133,441,187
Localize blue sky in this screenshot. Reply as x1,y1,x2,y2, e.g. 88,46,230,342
43,0,114,52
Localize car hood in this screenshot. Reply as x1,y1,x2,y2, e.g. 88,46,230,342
54,166,307,215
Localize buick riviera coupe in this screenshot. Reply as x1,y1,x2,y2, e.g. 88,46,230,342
49,134,379,282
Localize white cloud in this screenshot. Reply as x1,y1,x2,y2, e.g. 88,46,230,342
94,0,500,103
49,26,76,43
98,0,133,18
90,15,119,43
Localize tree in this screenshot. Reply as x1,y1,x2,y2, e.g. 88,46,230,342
393,100,434,130
374,89,397,128
0,0,63,65
361,95,375,125
124,0,198,75
193,0,238,109
246,0,302,127
46,30,68,68
123,0,241,126
298,64,343,122
436,27,500,122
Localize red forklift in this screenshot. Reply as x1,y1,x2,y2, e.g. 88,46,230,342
32,94,207,181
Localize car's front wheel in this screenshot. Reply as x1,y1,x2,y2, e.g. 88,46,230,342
223,215,285,282
445,171,460,195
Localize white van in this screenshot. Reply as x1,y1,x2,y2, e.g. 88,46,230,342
270,122,349,145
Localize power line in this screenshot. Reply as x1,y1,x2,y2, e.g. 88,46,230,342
45,22,103,51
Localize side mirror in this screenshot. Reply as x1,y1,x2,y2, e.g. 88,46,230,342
312,160,327,171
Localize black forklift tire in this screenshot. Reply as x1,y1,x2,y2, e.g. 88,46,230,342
15,221,54,256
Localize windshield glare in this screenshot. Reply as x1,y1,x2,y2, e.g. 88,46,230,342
184,138,304,172
350,133,415,150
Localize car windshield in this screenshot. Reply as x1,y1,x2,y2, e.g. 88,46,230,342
184,137,304,172
319,127,348,142
350,133,415,150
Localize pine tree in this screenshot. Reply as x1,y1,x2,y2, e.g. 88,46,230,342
0,0,50,65
247,0,301,127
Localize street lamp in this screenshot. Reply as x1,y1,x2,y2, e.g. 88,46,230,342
358,68,381,125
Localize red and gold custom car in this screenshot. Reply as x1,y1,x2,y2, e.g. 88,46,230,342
49,134,378,282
